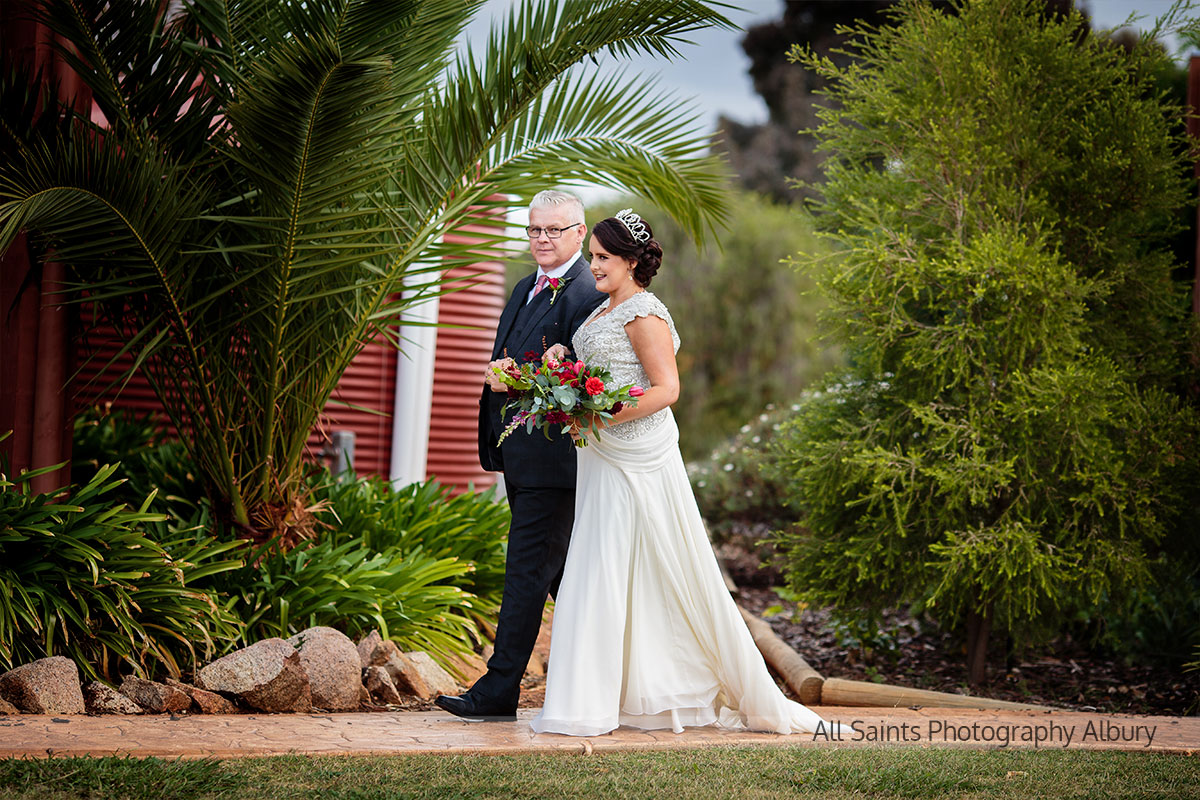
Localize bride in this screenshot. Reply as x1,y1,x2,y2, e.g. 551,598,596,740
530,209,832,737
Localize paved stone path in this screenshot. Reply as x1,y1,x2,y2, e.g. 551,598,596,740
1,707,1196,759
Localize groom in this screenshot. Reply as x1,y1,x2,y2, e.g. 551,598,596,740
435,190,605,721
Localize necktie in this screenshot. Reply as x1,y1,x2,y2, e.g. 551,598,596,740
530,274,549,302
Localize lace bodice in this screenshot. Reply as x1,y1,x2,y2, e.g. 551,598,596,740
572,291,680,441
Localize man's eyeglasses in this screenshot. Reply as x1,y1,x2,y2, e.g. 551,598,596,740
525,223,581,239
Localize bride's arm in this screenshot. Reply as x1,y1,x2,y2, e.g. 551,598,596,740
603,315,679,426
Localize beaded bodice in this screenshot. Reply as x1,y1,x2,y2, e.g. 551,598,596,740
572,291,680,441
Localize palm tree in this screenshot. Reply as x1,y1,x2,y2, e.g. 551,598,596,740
0,0,732,541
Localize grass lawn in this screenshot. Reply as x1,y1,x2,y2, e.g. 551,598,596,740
1,747,1198,799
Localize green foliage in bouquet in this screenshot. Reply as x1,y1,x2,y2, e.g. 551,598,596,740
0,433,243,681
768,0,1200,684
493,357,643,446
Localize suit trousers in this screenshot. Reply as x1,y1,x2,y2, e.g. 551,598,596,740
469,480,575,706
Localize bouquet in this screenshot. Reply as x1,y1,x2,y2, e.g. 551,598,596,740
492,353,644,447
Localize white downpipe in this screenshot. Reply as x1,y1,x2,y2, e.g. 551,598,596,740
389,270,440,489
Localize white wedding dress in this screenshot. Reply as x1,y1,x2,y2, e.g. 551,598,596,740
530,291,831,737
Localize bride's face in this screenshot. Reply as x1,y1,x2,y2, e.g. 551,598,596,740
588,239,635,294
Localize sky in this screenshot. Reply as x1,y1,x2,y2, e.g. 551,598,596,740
461,1,1193,210
464,1,1193,132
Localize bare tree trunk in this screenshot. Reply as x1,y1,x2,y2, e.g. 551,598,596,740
965,603,992,687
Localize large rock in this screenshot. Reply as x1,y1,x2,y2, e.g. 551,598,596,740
287,627,360,711
382,650,431,698
83,682,142,715
402,651,459,699
0,657,85,714
165,678,239,715
356,630,386,669
443,650,488,685
119,675,191,714
196,638,311,713
364,665,402,706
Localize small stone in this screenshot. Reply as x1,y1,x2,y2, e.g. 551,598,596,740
165,679,238,715
0,696,20,714
365,666,402,705
197,639,311,713
83,682,142,715
287,627,361,711
402,651,459,698
359,682,370,705
119,676,191,714
0,657,85,714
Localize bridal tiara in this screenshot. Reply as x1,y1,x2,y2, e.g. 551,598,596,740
614,208,651,244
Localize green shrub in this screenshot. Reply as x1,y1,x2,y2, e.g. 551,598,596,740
0,436,243,681
688,403,800,544
316,477,509,620
64,412,512,671
769,0,1199,684
215,536,484,666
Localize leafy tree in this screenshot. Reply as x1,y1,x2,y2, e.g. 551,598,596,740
0,0,732,542
765,0,1199,685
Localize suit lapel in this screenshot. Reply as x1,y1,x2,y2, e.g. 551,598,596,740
511,256,590,342
493,273,535,359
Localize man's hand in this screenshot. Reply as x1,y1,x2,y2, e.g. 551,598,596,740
485,357,516,392
543,343,569,365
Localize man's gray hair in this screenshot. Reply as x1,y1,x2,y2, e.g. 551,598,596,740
530,190,584,223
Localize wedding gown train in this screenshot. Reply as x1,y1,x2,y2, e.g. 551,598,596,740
529,292,831,737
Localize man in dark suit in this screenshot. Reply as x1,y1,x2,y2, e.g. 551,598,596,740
435,190,605,721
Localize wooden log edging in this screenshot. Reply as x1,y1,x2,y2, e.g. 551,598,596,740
820,677,1054,711
736,605,825,705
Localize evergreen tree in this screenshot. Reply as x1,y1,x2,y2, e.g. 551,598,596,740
766,0,1199,684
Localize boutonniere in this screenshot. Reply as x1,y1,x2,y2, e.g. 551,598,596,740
547,275,571,306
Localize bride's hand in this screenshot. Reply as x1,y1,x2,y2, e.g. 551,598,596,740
569,413,600,441
543,343,569,365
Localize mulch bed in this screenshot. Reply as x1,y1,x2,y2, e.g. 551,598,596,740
720,544,1200,717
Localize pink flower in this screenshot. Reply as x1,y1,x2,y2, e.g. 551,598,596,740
629,385,645,397
585,377,605,396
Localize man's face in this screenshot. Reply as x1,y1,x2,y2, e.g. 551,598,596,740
528,206,587,270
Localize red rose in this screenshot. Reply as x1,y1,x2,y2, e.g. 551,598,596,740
524,350,541,361
547,277,561,289
629,385,645,397
585,377,605,396
610,401,624,414
545,410,570,425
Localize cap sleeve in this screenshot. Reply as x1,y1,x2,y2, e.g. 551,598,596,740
613,292,680,353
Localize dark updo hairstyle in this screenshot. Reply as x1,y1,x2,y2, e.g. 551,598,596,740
591,214,664,287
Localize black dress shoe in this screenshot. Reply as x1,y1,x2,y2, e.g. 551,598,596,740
434,693,517,722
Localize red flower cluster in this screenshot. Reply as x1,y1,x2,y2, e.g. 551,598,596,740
585,376,605,396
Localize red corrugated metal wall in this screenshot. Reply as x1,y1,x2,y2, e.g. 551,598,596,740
71,318,395,477
425,254,506,492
